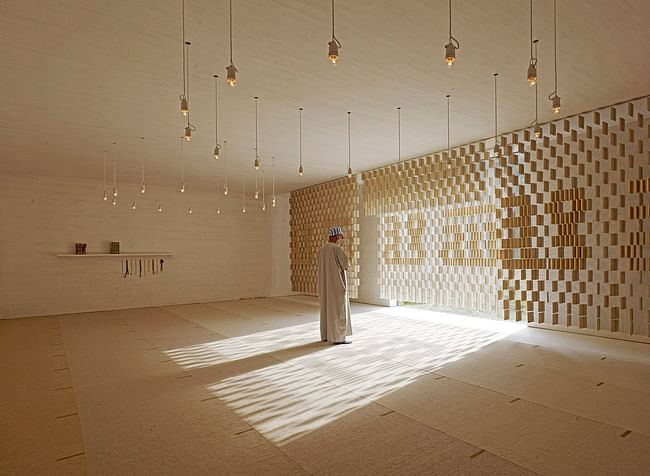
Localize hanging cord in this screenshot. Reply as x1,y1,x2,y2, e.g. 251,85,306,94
229,0,233,63
549,0,559,100
272,156,275,196
180,137,184,184
103,150,107,190
494,73,499,147
331,0,341,47
347,111,351,171
299,108,303,169
529,0,533,58
446,94,451,161
214,75,219,143
181,0,186,97
185,41,193,129
223,140,228,191
255,97,259,161
397,107,401,164
140,137,145,184
531,40,539,126
448,0,459,48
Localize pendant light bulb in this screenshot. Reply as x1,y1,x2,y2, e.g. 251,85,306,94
180,96,189,116
103,191,108,201
180,182,185,193
254,158,259,170
527,60,537,86
226,64,237,87
224,185,228,196
188,206,193,214
272,196,276,208
552,95,561,114
158,203,163,212
184,125,192,141
112,197,116,206
214,144,220,160
262,201,266,211
217,207,221,215
347,167,352,178
534,123,542,138
328,1,341,64
298,166,303,176
444,42,456,67
328,40,339,64
254,189,259,200
140,183,145,194
242,204,246,213
113,186,118,197
132,201,136,210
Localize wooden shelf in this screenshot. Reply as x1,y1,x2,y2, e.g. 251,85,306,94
56,252,173,257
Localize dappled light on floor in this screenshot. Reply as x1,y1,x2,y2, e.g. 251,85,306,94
166,307,524,445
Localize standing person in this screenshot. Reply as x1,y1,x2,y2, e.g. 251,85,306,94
318,226,352,344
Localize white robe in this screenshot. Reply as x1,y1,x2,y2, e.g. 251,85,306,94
318,242,352,343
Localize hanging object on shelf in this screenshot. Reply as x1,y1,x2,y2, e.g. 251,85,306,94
328,0,342,64
298,108,304,176
213,74,221,159
226,0,238,86
347,111,352,177
526,0,537,86
548,0,561,114
444,0,460,68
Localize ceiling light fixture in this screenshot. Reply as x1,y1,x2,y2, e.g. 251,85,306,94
102,150,107,201
261,171,266,211
188,183,192,214
254,96,260,170
112,142,118,198
213,75,220,159
298,108,304,176
226,0,238,86
548,0,561,114
179,137,185,192
183,41,196,141
179,0,189,116
223,140,229,196
446,94,452,168
347,111,352,177
255,171,259,199
493,73,501,157
242,177,246,213
397,106,402,174
139,136,146,193
444,0,460,68
272,156,276,207
132,200,136,211
530,42,542,139
527,0,537,86
158,203,163,212
328,0,341,64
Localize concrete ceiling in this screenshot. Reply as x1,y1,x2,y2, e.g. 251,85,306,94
1,0,649,195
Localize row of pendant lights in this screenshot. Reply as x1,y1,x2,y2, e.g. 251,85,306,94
101,0,567,208
174,0,563,184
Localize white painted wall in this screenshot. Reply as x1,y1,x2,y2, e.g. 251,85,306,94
0,174,287,318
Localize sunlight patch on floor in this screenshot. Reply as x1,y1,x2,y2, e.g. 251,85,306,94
163,307,525,445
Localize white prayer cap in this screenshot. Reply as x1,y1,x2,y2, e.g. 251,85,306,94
328,226,343,237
